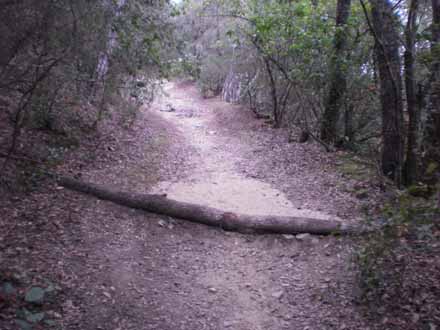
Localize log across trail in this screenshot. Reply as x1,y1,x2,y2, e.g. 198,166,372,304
59,177,359,235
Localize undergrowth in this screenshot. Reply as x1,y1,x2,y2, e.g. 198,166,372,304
355,191,440,329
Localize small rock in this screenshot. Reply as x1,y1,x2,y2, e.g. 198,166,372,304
223,321,234,328
157,220,167,227
412,313,420,323
65,299,75,309
311,237,320,245
25,287,45,304
48,311,62,319
272,290,284,299
282,234,295,240
296,233,311,241
208,287,217,293
161,104,175,112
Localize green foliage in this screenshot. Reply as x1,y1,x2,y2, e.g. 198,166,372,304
246,0,335,83
170,0,238,92
198,54,228,96
336,152,376,181
0,0,176,190
355,191,439,323
0,0,174,135
115,1,174,79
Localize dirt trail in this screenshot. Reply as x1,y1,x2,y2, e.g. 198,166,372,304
54,81,368,330
85,81,367,330
152,83,334,221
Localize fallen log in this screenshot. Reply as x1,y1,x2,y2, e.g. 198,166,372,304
58,177,359,235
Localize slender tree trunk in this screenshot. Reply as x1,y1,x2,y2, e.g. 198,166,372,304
320,0,351,144
370,0,404,186
263,57,280,127
424,0,440,167
90,0,126,128
404,0,420,186
222,70,241,103
344,103,354,143
95,0,126,83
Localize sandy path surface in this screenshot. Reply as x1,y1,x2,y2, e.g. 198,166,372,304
152,82,334,220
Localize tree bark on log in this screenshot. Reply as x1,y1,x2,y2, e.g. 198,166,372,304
58,177,359,235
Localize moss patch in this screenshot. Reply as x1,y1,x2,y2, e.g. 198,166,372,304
336,152,376,182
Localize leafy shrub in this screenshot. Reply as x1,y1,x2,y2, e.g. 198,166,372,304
355,192,440,329
198,54,228,97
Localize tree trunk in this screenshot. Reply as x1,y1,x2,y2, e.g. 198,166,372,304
424,0,440,168
263,57,281,128
404,0,420,186
370,0,404,186
58,177,359,235
90,0,126,106
320,0,351,144
222,70,241,103
344,103,354,143
95,0,126,83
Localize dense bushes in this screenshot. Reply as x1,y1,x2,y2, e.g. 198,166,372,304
0,0,174,188
356,193,439,329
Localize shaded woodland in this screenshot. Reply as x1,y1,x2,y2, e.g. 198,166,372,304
0,0,439,329
175,0,439,187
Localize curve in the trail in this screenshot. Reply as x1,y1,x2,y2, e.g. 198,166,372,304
150,82,334,221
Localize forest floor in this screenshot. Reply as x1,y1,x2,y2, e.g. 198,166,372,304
0,81,384,330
